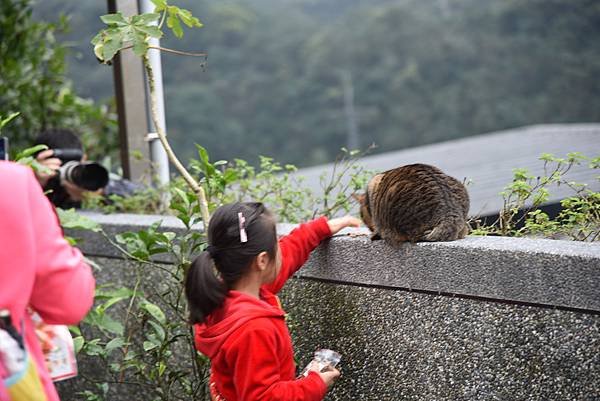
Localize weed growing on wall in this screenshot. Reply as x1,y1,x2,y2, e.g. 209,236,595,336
471,152,600,241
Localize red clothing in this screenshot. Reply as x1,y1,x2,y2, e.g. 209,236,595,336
195,217,332,401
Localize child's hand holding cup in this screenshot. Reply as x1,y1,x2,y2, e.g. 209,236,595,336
302,349,342,388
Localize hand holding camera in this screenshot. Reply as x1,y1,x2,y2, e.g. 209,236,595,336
36,148,109,197
35,149,63,186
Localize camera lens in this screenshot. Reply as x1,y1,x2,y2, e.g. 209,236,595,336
60,161,109,191
52,148,84,163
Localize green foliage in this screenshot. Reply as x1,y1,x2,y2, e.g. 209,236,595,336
88,146,371,223
84,186,168,215
155,0,600,167
65,192,210,401
11,142,61,185
0,112,19,133
26,0,600,168
0,0,117,161
472,153,600,241
92,0,202,63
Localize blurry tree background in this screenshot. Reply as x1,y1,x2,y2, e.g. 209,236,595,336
4,0,599,167
0,0,118,162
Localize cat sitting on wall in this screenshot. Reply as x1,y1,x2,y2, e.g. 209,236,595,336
354,163,470,246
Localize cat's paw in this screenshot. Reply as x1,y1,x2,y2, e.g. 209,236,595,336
370,233,382,241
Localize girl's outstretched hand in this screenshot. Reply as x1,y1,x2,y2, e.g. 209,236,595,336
327,216,362,235
315,368,341,389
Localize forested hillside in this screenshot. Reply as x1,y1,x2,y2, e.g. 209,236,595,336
31,0,600,167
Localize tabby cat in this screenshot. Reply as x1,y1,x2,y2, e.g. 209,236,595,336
355,163,470,245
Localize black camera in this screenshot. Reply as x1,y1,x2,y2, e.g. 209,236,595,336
53,148,109,191
0,137,8,161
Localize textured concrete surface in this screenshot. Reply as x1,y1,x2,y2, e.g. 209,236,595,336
281,280,600,401
69,213,600,312
58,214,600,400
299,233,600,312
58,255,600,401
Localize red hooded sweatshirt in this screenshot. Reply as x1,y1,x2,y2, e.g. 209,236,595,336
194,217,332,401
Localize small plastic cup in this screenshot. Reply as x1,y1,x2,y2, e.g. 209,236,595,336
301,349,342,377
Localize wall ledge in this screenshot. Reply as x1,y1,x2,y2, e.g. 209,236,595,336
71,212,600,313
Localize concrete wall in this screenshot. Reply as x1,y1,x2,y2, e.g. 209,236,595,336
58,212,600,400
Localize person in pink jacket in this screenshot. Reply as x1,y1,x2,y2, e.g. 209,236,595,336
0,162,95,401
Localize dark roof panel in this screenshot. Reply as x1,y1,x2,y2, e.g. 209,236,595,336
293,124,600,216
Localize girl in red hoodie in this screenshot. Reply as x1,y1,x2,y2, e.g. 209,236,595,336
185,202,360,401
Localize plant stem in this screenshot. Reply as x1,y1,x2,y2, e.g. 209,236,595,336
143,55,211,226
148,45,207,57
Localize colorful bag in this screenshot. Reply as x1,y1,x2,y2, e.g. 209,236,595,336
0,311,46,401
30,312,77,382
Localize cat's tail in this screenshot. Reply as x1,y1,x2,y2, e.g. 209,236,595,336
422,218,468,242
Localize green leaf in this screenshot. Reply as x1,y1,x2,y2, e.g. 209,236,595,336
69,326,81,336
102,35,124,62
57,208,102,232
135,25,163,39
132,32,149,56
140,300,166,324
15,144,47,161
0,112,20,130
105,338,125,353
131,13,161,26
93,42,105,61
172,187,191,209
83,338,104,356
100,12,129,26
95,286,135,300
166,13,183,38
147,320,166,342
73,336,85,354
150,0,167,11
143,341,158,351
158,361,166,376
177,8,202,28
100,316,124,336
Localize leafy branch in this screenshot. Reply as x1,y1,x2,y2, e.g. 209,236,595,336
91,0,210,226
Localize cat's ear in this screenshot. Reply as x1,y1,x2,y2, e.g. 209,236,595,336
352,193,366,204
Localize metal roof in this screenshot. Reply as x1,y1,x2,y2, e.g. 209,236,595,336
293,124,600,217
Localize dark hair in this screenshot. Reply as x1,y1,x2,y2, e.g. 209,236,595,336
34,128,83,151
185,202,277,324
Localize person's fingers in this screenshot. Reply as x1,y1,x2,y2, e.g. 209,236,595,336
36,149,55,161
40,158,62,170
344,216,362,227
317,367,341,388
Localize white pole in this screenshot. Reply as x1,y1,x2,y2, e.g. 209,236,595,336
342,70,359,150
140,0,170,187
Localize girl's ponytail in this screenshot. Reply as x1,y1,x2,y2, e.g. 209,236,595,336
185,202,277,324
185,251,227,324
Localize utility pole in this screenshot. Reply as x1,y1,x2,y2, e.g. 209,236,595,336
139,0,170,187
108,0,150,181
106,0,170,186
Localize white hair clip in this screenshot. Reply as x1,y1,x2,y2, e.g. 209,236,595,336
238,212,248,243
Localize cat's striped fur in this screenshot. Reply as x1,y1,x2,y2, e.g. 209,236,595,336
356,163,470,245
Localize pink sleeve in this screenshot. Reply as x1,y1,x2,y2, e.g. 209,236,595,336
263,217,331,294
26,169,95,325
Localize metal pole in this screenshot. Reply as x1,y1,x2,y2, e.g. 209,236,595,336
108,0,150,181
139,0,170,186
342,70,359,150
